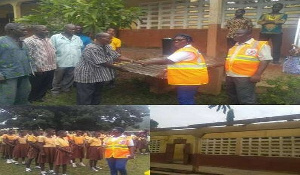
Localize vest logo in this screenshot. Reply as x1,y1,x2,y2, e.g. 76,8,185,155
245,49,257,56
119,140,127,144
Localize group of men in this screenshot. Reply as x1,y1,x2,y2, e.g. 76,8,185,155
0,128,148,175
0,23,122,105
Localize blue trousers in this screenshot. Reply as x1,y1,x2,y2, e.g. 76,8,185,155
106,158,128,175
176,85,199,105
0,76,30,105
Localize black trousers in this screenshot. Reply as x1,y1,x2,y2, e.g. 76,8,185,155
259,33,282,63
76,82,105,105
226,76,257,104
28,70,54,101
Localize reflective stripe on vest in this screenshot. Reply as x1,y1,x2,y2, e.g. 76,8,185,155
225,40,268,76
167,46,209,85
104,137,130,158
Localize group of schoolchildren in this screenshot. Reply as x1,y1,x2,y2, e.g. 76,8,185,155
0,129,149,175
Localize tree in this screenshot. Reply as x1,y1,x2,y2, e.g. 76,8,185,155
16,0,142,35
208,105,235,125
208,105,231,114
0,105,149,131
150,119,159,129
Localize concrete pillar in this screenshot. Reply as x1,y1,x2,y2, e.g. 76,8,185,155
198,0,224,95
10,2,22,19
206,0,223,58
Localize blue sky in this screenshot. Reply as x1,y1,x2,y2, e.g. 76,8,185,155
150,105,300,128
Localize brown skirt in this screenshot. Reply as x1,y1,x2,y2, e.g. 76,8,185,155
88,146,103,160
4,144,14,155
137,140,148,149
71,145,85,159
38,147,56,164
13,144,27,158
85,146,90,159
54,147,72,166
27,146,39,159
1,144,7,157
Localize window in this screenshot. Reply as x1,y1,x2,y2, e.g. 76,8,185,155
149,140,161,153
200,138,237,155
241,136,300,157
137,0,210,29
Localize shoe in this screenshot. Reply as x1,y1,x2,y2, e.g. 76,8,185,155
41,171,47,175
22,161,26,165
25,168,32,172
14,162,19,165
62,88,70,92
11,159,17,163
72,163,77,167
91,167,99,172
95,166,102,170
48,170,55,174
6,159,12,164
51,91,60,95
35,165,41,169
79,162,86,167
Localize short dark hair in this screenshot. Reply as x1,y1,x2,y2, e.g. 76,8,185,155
236,9,245,13
113,127,125,133
4,23,24,33
32,25,46,32
95,32,109,39
173,33,193,43
273,3,284,8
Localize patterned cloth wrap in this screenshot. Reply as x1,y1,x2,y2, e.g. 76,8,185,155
283,56,300,74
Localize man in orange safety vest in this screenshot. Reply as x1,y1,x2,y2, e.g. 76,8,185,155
225,28,272,104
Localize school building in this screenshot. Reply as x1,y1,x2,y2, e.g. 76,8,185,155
0,0,299,58
1,0,298,96
150,114,300,174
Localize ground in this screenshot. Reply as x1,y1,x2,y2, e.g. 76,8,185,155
0,154,149,175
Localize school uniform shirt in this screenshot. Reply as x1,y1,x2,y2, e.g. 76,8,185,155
110,37,121,51
27,135,38,143
55,137,70,147
38,136,56,147
88,137,102,147
71,135,85,145
3,134,18,142
17,136,27,144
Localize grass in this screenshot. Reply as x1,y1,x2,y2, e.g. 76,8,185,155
31,72,300,105
31,73,228,105
0,154,149,175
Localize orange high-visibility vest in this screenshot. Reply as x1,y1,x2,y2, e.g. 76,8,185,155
225,40,269,76
104,137,130,158
167,46,209,85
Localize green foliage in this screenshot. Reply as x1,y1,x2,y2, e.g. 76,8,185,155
257,75,300,104
226,109,235,125
208,105,231,114
150,119,159,129
0,106,149,131
16,0,142,35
